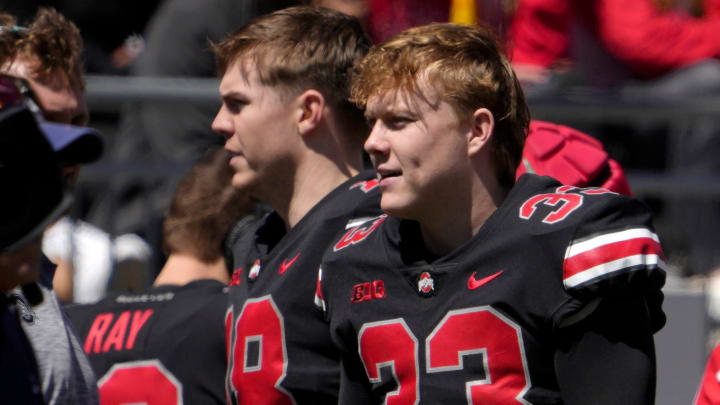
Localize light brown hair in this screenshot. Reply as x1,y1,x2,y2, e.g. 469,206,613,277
0,7,84,91
212,6,372,143
163,149,254,263
351,23,530,188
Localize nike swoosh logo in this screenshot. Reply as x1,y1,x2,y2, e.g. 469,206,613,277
468,270,504,290
279,253,300,274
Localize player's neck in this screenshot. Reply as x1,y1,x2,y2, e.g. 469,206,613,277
276,149,361,230
419,179,508,257
153,254,228,286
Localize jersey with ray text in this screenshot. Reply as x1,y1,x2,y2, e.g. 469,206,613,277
65,280,229,404
318,174,666,404
226,171,381,404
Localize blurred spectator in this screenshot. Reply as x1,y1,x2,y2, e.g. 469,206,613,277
53,0,163,74
0,7,156,403
0,8,152,304
0,72,99,403
313,0,512,44
509,0,720,88
0,0,162,75
509,0,720,281
0,93,71,405
65,148,255,404
313,0,449,43
87,0,297,276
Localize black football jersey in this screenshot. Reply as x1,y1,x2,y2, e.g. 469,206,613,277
318,174,667,404
226,171,381,404
65,280,228,404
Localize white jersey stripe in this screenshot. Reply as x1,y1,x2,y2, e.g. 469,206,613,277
314,267,326,312
565,228,660,259
564,253,666,289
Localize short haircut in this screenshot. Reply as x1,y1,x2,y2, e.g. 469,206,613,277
351,23,530,188
163,148,254,263
212,6,372,143
0,7,84,91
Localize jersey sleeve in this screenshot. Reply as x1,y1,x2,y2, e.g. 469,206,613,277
554,295,657,404
557,194,666,332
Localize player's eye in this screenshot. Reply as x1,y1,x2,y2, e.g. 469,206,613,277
224,98,247,114
385,116,413,130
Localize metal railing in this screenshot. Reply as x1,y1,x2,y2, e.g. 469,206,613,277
82,74,720,198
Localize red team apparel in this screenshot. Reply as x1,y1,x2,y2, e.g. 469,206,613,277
65,280,229,404
318,174,666,404
695,344,720,404
226,171,381,404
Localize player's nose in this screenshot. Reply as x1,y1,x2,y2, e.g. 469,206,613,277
211,106,233,141
364,122,389,158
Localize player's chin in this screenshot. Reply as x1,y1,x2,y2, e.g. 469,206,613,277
230,171,257,192
379,193,414,219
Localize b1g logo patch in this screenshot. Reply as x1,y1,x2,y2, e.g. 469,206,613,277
248,259,261,281
351,280,386,303
417,272,435,297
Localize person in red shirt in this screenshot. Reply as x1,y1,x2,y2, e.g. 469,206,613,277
509,0,720,84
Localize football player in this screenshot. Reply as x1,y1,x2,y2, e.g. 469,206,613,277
317,22,666,404
65,148,254,404
210,6,380,404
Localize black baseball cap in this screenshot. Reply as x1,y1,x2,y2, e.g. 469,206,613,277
0,104,72,252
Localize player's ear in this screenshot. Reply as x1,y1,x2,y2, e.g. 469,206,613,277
296,89,326,137
467,107,494,157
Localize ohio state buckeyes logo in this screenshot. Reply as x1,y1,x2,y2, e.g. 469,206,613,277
248,259,261,281
417,272,435,297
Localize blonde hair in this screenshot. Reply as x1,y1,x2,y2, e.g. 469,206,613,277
351,23,530,187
